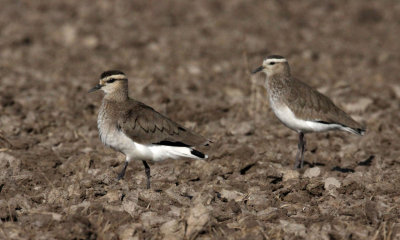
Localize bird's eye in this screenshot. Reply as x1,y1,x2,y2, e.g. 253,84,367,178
269,62,275,65
107,79,115,83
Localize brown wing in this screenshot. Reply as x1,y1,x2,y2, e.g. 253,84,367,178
118,101,209,146
287,79,364,130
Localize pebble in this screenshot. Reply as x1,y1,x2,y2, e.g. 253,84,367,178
304,167,321,178
220,189,244,202
282,170,300,181
324,177,341,190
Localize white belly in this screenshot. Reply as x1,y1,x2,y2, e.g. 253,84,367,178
269,100,341,133
98,120,201,162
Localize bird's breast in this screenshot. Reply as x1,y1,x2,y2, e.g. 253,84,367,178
97,105,117,147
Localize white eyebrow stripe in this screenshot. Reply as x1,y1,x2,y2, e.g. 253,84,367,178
265,58,287,63
102,74,126,81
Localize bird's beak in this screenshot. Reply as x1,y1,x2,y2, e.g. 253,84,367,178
251,66,264,74
88,84,102,93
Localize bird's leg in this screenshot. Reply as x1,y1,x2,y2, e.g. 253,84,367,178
142,160,151,189
294,144,301,169
117,161,129,180
294,132,306,169
300,133,306,168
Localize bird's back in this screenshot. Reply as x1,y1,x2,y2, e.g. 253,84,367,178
101,98,209,147
284,78,365,132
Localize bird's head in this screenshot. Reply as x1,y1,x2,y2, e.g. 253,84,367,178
89,70,128,94
252,55,290,77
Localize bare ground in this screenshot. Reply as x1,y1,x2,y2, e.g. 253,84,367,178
1,1,400,239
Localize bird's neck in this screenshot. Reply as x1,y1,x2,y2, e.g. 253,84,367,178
104,88,129,102
266,73,291,96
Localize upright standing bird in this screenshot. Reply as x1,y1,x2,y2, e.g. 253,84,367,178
89,70,209,188
252,55,365,169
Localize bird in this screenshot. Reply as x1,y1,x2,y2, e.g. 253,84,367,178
89,70,210,188
252,55,366,169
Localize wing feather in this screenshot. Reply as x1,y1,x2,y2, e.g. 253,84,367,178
287,79,364,130
118,100,208,146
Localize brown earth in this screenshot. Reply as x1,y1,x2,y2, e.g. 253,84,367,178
1,1,400,239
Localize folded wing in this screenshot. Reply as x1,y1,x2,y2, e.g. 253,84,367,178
287,79,365,133
118,101,209,146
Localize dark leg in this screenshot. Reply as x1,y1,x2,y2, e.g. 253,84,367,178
117,161,129,180
294,132,306,169
142,160,151,189
300,133,306,168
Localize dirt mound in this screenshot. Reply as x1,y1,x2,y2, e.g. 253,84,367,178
1,1,399,239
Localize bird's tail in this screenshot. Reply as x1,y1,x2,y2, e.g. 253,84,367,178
190,149,208,159
151,145,208,160
341,126,366,136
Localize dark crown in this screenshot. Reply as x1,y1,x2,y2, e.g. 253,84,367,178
266,55,285,60
100,70,125,79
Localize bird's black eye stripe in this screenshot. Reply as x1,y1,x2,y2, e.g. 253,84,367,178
269,62,275,65
107,79,115,83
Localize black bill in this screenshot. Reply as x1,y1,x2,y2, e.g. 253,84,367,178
251,66,264,74
88,84,102,93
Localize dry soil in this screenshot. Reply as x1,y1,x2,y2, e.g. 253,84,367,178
1,1,400,239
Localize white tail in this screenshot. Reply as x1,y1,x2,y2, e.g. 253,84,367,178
148,145,207,161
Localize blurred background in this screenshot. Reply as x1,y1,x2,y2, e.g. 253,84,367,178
1,1,399,239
